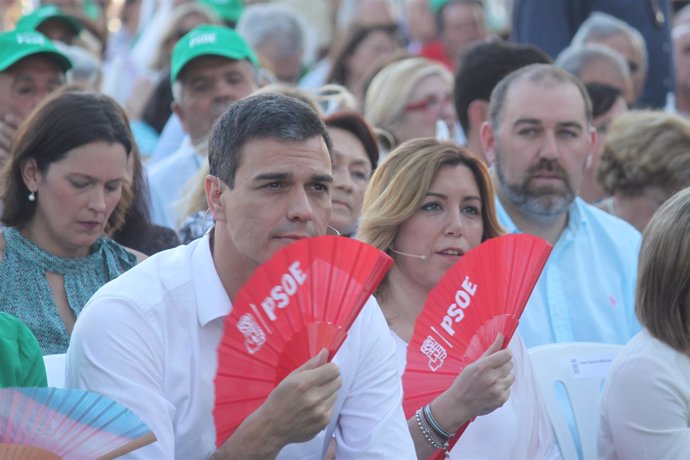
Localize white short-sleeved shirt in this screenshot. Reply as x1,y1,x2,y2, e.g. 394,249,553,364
66,234,415,459
598,329,690,459
393,332,561,459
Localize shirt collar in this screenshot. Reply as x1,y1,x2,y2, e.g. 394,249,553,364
190,233,232,326
495,196,586,238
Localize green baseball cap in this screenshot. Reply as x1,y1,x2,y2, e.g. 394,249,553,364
0,30,72,73
16,5,83,36
170,25,258,82
429,0,448,13
198,0,244,24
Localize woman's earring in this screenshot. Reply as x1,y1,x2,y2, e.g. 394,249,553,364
28,191,36,202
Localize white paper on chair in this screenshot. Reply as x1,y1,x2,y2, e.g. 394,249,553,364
567,353,617,379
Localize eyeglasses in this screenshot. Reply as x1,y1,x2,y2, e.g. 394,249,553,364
403,94,452,113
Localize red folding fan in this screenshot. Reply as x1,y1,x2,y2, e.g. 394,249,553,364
213,236,392,446
402,234,551,459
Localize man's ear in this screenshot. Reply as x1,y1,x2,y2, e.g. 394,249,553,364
21,158,40,193
205,175,226,223
172,100,189,135
467,99,488,131
479,121,497,166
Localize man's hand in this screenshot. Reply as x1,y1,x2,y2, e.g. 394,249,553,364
214,348,342,460
0,113,20,162
431,334,515,432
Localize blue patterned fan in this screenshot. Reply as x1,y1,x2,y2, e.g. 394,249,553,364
0,387,156,459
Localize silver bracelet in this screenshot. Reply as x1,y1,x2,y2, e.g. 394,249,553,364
424,404,455,440
415,407,450,457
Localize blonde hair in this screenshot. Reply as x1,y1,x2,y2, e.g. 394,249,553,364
636,187,690,351
175,140,209,228
364,57,452,146
359,138,503,255
598,110,690,196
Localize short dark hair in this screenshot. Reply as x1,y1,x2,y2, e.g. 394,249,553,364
323,110,379,170
208,92,333,187
488,63,593,129
1,90,133,231
454,40,551,133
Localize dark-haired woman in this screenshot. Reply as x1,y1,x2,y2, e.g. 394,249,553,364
324,111,379,237
0,91,142,354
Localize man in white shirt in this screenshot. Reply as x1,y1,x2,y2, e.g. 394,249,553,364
147,24,259,228
66,92,415,459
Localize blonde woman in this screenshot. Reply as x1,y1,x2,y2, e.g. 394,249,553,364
597,110,690,231
364,57,455,155
358,138,557,459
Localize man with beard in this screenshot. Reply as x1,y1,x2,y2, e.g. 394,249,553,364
480,64,641,348
147,25,259,228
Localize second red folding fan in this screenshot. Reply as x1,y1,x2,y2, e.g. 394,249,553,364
213,236,392,446
402,233,551,459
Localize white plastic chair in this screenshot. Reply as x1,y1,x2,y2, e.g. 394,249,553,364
43,353,67,388
528,342,622,460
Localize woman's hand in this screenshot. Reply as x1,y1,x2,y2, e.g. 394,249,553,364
430,333,515,432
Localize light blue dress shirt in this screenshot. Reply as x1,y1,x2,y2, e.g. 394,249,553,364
146,138,204,229
149,113,186,165
496,197,642,348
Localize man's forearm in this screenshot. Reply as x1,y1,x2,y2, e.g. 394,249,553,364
210,406,284,460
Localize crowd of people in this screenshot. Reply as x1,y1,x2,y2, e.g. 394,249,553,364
1,0,690,458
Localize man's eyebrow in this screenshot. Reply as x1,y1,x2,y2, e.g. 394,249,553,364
558,121,585,130
252,172,333,183
310,174,334,183
513,118,542,126
513,118,584,130
186,75,212,84
252,172,291,181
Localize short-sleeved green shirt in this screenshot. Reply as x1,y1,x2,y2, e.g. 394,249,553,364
0,312,47,388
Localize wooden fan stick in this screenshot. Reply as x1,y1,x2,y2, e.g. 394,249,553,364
97,432,157,460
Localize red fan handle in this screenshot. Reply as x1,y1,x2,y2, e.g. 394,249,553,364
275,322,345,383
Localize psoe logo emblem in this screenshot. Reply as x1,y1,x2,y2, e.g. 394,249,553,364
189,33,216,48
17,33,46,46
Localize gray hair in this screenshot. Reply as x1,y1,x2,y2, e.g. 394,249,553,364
208,92,333,188
488,63,593,129
237,3,308,60
571,12,648,73
556,43,631,81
